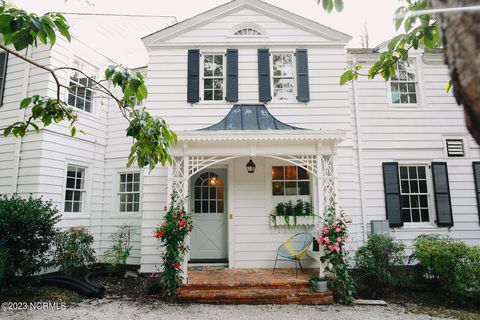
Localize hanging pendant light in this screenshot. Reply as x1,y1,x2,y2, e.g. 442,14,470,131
246,158,256,173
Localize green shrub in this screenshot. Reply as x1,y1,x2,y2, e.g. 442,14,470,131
412,235,480,301
103,225,133,274
0,195,61,285
0,244,6,288
55,227,96,276
355,233,405,297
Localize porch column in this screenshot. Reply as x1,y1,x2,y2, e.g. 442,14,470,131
316,152,336,278
182,155,189,283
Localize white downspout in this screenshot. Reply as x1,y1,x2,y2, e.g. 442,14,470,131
351,59,368,243
12,48,31,194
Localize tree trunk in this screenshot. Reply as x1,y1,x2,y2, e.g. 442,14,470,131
430,0,480,144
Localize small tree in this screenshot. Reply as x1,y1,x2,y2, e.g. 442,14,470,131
103,225,133,274
153,192,193,299
0,195,61,285
55,227,96,276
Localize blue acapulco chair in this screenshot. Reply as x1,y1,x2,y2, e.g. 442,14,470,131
273,232,314,278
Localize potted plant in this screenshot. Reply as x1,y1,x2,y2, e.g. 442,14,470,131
311,274,328,293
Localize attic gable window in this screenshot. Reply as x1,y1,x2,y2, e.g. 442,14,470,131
234,28,261,36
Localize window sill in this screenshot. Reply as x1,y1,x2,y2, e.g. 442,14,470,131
386,104,426,109
68,104,99,120
196,100,230,105
110,212,142,218
397,224,449,231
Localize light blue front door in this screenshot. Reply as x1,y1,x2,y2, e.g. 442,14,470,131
190,169,228,261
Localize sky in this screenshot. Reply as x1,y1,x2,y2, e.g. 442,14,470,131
13,0,401,48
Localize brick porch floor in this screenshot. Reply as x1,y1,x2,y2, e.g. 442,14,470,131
177,268,333,305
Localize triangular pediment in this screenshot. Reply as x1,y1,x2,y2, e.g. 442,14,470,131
142,0,351,45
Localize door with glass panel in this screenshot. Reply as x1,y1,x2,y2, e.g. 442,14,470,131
190,169,228,261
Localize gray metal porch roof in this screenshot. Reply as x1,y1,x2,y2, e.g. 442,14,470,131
199,105,305,131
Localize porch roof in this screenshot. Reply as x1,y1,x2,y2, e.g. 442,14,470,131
200,105,304,131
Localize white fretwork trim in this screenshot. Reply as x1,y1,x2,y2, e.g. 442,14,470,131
269,155,318,177
188,156,237,177
320,155,336,214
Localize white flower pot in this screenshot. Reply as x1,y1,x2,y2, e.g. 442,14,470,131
270,215,317,227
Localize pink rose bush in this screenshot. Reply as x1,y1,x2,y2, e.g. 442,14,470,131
317,205,355,305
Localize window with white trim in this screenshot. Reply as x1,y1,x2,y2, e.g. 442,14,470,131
272,166,310,196
119,172,140,213
64,165,86,213
272,53,295,101
203,53,224,101
399,165,430,223
67,58,98,112
390,60,418,104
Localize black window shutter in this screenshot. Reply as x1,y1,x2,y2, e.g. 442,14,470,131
257,49,271,102
473,162,480,225
296,49,310,103
382,162,403,227
0,52,8,106
187,49,200,103
431,162,454,227
225,49,238,102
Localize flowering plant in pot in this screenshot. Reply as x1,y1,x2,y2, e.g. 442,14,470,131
153,192,193,299
311,274,328,292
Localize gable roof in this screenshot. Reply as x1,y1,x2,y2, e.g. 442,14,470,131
200,105,305,131
142,0,351,45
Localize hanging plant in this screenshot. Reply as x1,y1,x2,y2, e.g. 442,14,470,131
153,192,193,299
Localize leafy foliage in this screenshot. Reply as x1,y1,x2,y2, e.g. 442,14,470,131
354,233,406,297
318,206,355,305
55,227,96,277
103,225,133,274
0,195,61,285
332,0,445,90
0,1,177,171
0,243,6,288
411,235,480,301
316,0,344,13
153,192,193,298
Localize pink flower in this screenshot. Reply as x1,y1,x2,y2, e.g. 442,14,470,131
328,245,334,251
334,246,340,253
163,205,168,211
336,237,342,243
322,237,330,245
332,222,337,228
322,227,329,234
335,227,342,233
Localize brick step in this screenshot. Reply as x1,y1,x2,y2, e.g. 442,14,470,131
177,287,333,305
181,281,311,291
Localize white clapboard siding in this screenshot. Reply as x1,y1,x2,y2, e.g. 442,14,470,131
350,50,480,248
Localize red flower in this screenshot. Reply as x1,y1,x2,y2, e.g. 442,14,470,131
163,205,168,211
188,225,193,231
154,230,163,239
178,220,186,228
177,211,183,218
173,262,181,271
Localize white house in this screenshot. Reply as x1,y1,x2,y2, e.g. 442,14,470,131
0,0,479,278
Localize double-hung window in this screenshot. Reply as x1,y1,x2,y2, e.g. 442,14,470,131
119,172,140,213
203,53,224,101
272,53,295,101
67,58,98,112
64,165,86,213
272,166,310,196
399,165,430,223
390,60,418,105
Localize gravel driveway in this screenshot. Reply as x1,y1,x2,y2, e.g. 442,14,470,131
0,299,453,320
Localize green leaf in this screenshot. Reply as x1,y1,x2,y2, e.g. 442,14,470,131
70,126,76,137
20,97,31,109
339,70,352,86
3,126,12,137
446,80,453,93
43,24,56,46
30,123,39,133
137,84,148,102
53,18,70,42
322,0,334,13
334,0,344,12
0,14,11,33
